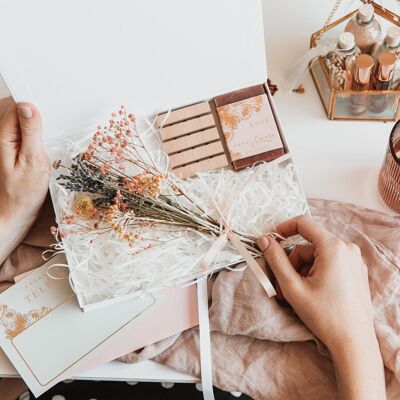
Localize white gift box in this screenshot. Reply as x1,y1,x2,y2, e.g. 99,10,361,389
0,0,309,310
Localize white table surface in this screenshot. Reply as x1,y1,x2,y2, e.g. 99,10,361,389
0,0,398,384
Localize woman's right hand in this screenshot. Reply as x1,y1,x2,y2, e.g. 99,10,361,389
257,216,386,400
257,216,373,351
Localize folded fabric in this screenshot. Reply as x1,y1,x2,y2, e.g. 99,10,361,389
120,199,400,400
0,195,55,293
1,197,399,399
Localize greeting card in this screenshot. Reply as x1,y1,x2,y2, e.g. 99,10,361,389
0,255,158,397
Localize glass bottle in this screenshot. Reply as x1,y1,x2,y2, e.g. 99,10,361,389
349,54,374,115
369,51,396,113
345,3,381,54
373,26,400,84
325,32,361,89
373,26,400,57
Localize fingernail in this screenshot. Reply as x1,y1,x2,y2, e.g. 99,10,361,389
18,105,33,119
257,236,270,253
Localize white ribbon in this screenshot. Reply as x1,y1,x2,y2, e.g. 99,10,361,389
283,39,336,92
197,276,215,400
227,231,276,297
195,163,279,400
198,161,279,298
197,225,279,400
199,233,228,271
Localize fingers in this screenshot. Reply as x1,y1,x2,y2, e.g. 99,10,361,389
257,236,302,293
276,215,333,245
0,103,20,166
16,103,45,163
0,102,19,143
0,97,14,121
289,244,315,271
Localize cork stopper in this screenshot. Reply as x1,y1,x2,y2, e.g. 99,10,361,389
376,51,397,81
385,26,400,48
354,54,374,84
338,32,355,51
358,4,374,23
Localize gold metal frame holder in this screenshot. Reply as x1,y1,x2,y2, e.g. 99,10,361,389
310,1,400,121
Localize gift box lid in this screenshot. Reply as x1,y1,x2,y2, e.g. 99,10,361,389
0,0,267,147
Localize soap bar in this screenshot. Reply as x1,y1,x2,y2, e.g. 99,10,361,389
214,84,265,107
173,154,229,179
156,101,211,127
159,114,215,141
157,102,229,178
163,127,220,154
169,141,224,168
214,85,284,171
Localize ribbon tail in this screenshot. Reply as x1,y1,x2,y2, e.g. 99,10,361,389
200,232,228,271
227,232,276,297
197,277,215,400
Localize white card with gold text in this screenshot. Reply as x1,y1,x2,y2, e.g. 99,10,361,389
0,255,156,397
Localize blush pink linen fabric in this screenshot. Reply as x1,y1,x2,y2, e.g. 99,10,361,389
0,196,55,294
121,199,400,400
1,198,400,399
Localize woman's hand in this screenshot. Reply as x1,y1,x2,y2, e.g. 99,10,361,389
258,215,373,350
257,216,386,400
0,101,49,263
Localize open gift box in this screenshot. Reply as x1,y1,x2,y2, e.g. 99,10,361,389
0,0,308,311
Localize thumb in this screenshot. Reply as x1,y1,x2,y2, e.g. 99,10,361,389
257,236,302,293
17,103,44,160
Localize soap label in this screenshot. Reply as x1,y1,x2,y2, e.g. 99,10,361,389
217,94,282,161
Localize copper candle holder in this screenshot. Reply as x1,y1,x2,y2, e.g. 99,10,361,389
378,121,400,212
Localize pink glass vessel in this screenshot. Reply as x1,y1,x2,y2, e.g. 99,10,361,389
378,121,400,213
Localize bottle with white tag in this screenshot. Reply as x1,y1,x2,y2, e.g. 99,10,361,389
325,32,361,89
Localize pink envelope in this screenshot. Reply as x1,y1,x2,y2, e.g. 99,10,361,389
75,285,198,374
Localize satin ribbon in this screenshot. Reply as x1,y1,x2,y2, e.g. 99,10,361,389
200,229,276,297
196,215,277,400
196,229,276,400
198,159,287,298
226,231,276,297
197,277,215,400
195,162,278,399
197,276,214,400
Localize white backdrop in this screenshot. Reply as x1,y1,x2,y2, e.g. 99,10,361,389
0,0,266,147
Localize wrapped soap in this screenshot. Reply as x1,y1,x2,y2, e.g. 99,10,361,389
214,85,284,171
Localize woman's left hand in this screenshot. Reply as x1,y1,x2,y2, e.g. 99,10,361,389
0,100,49,263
